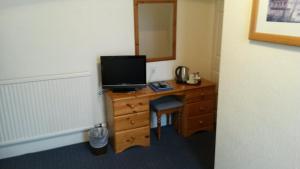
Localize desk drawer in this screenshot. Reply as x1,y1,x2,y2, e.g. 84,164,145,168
184,100,215,117
114,98,149,116
115,126,150,153
185,86,215,102
114,111,149,131
187,114,214,131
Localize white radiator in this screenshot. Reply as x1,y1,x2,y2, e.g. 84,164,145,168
0,72,94,146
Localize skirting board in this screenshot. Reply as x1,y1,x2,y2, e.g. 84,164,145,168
0,130,89,159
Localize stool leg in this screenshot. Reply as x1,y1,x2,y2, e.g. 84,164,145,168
178,111,182,134
174,113,178,130
157,113,161,140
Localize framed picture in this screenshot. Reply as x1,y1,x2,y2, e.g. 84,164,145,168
249,0,300,46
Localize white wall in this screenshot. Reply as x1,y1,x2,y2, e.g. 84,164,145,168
0,0,216,157
176,0,216,80
215,0,300,169
148,0,217,82
0,0,137,125
211,0,224,84
0,0,216,117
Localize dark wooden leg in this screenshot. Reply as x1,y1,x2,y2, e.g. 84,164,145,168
157,112,161,140
174,113,178,130
178,111,182,134
167,114,171,125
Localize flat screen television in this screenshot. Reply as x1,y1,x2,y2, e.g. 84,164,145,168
100,55,146,92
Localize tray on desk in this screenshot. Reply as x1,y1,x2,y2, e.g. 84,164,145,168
148,81,173,92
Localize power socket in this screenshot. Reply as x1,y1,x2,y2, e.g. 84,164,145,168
150,67,156,74
148,67,156,82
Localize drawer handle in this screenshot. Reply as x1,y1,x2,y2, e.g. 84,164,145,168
130,120,135,125
127,104,136,109
129,136,135,143
138,102,143,106
199,120,203,124
126,137,135,143
145,135,149,138
199,107,205,111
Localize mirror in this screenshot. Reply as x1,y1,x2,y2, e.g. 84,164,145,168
134,0,177,62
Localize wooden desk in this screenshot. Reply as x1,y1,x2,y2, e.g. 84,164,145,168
105,79,216,153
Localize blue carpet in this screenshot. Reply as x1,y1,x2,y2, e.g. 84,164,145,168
0,127,215,169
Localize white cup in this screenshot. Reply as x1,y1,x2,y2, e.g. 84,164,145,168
189,74,195,81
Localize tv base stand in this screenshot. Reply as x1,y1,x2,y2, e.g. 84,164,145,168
112,88,137,93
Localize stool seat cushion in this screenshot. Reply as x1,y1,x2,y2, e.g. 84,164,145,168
150,96,183,112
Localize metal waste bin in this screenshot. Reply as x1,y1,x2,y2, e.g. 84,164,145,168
89,124,108,155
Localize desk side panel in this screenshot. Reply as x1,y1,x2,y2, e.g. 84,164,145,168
105,94,116,147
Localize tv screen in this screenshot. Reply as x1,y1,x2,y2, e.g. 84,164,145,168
100,55,146,90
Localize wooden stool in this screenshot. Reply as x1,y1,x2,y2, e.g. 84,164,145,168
150,96,183,140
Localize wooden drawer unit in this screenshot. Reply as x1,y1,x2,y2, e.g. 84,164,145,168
187,114,214,131
114,126,150,153
182,114,215,137
114,98,149,116
106,95,150,153
114,111,149,131
185,86,215,103
182,85,216,137
184,100,215,117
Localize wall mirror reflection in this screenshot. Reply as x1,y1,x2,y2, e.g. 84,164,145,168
134,0,177,62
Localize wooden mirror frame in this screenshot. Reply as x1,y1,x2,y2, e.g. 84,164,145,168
134,0,177,62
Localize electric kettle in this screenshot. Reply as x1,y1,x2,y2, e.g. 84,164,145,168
175,66,189,83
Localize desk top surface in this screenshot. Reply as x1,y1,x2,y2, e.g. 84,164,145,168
106,79,215,101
